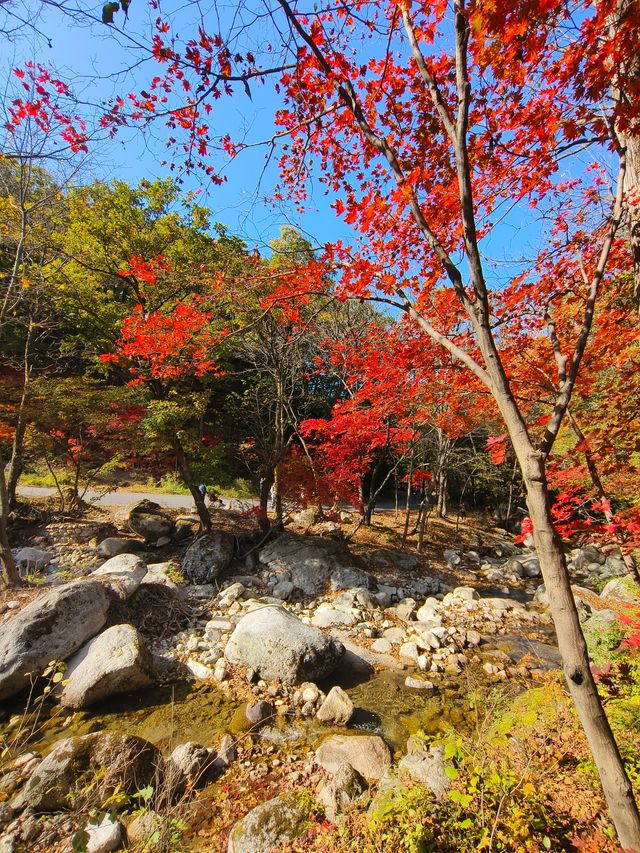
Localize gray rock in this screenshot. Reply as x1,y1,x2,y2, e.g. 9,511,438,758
245,700,275,729
225,606,344,683
228,793,311,853
90,554,147,599
85,814,122,853
60,624,155,709
316,762,367,822
316,686,354,725
371,638,392,654
399,642,420,662
602,555,627,578
13,548,52,572
128,500,174,542
575,545,606,568
382,627,406,645
315,734,392,780
96,538,139,558
515,555,541,579
330,568,375,592
186,659,214,680
166,742,212,793
11,733,162,812
182,533,235,584
0,581,109,700
273,580,294,601
443,549,461,566
258,534,353,595
399,743,450,798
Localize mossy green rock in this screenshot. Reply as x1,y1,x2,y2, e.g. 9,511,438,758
227,792,311,853
582,609,625,664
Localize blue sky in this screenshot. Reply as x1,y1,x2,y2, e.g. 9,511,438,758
1,0,356,255
0,0,586,287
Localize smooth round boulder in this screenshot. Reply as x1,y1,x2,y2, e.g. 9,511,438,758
59,624,155,709
225,606,344,683
182,533,234,584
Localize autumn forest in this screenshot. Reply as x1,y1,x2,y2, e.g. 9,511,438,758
1,1,640,852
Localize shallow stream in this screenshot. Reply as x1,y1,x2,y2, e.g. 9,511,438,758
1,667,483,764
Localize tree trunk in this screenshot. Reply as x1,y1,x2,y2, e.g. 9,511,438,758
0,454,21,589
401,464,413,545
273,465,284,530
7,320,33,509
616,0,640,309
435,428,450,518
436,468,448,518
171,436,210,531
524,454,640,849
258,470,274,534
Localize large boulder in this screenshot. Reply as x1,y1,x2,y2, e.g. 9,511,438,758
227,793,311,853
59,624,155,709
315,734,392,781
128,500,174,542
225,606,344,683
0,581,109,701
11,733,162,813
90,554,147,600
182,533,234,584
258,534,355,595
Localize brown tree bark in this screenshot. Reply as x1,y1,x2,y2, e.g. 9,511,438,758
0,454,21,589
171,436,211,532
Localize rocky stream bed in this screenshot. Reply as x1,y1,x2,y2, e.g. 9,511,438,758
1,500,636,852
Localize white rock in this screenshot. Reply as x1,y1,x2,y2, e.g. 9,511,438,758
60,624,154,709
404,676,435,691
85,814,122,853
186,659,214,680
90,554,147,599
453,586,479,601
399,642,420,662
